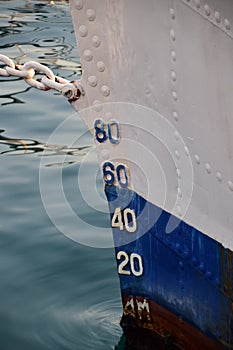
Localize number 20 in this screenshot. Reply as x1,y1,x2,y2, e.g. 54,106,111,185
117,251,143,277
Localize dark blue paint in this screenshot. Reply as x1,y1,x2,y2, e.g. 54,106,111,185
94,119,108,143
116,164,129,188
105,185,233,348
94,119,120,144
102,161,115,185
103,163,129,188
108,120,120,144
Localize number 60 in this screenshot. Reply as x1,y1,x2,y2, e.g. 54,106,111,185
102,161,129,188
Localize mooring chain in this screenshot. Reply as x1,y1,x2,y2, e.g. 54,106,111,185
0,54,84,101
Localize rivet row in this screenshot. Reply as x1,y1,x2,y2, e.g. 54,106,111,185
183,1,232,34
194,154,233,191
169,8,179,126
76,4,111,101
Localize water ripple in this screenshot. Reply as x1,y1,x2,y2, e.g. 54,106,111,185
0,1,123,349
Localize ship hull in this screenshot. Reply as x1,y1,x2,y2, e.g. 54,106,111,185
69,0,233,348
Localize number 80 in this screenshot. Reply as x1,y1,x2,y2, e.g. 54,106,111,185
94,119,120,144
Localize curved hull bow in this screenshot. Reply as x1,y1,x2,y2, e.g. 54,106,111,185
70,0,233,348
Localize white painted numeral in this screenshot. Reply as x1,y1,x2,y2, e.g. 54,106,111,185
112,207,124,230
117,251,130,275
117,251,143,277
112,208,137,232
124,208,137,233
130,253,143,277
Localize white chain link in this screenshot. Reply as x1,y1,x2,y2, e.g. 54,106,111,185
0,54,84,100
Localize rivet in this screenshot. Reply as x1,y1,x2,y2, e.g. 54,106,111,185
194,0,201,8
88,75,98,87
205,163,212,174
166,235,172,246
179,281,185,290
105,112,112,120
79,25,88,37
97,61,105,72
171,71,177,82
194,154,200,164
171,50,177,63
206,271,212,279
83,49,93,61
214,11,221,23
169,8,175,20
93,100,102,112
179,261,184,270
92,35,101,47
215,278,220,287
176,168,182,179
146,87,151,97
183,249,189,258
175,242,181,252
228,181,233,191
75,0,83,10
204,4,211,16
170,28,176,41
200,263,205,273
86,9,96,21
101,85,110,97
175,150,180,159
184,146,189,156
216,172,223,182
224,18,231,30
100,149,110,160
177,205,182,216
177,187,182,198
174,130,180,140
172,91,178,101
173,111,179,121
192,257,197,266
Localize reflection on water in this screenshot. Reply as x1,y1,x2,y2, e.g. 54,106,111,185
0,84,31,106
0,1,176,349
0,0,81,107
0,1,124,349
0,129,92,167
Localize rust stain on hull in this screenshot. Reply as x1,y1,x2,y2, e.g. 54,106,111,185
121,296,226,350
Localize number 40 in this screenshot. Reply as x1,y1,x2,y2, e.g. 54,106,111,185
112,207,137,233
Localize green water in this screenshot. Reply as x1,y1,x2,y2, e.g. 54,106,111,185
0,1,123,349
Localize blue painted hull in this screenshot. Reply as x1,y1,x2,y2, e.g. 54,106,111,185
106,185,233,349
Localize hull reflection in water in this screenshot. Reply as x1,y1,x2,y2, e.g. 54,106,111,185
0,129,92,166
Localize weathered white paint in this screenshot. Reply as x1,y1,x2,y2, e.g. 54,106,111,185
70,0,233,250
